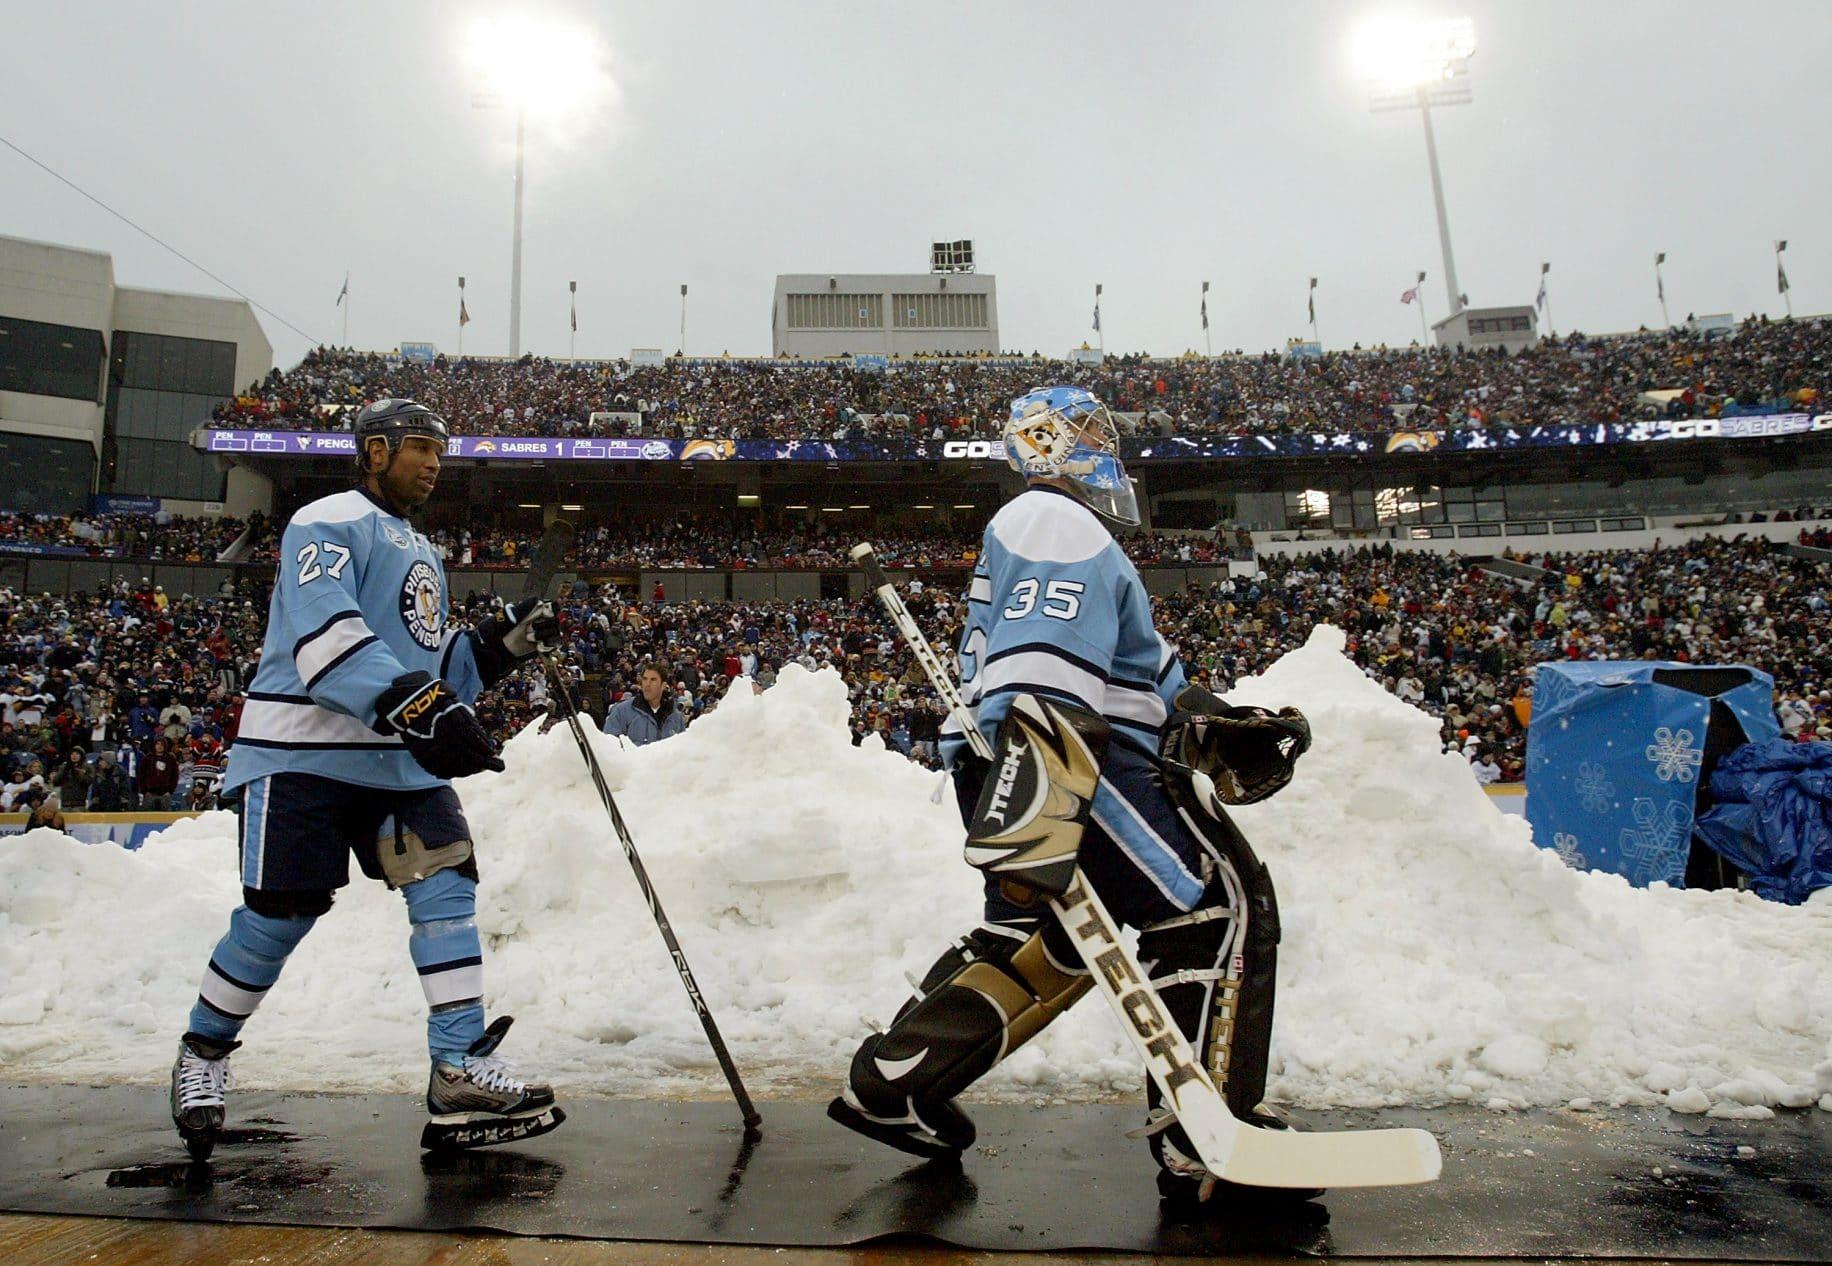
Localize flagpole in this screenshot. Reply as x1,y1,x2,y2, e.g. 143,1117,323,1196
458,277,466,357
1538,262,1552,338
1416,270,1428,345
1095,283,1104,359
1201,280,1211,357
680,284,688,357
1308,277,1319,348
570,280,578,363
1776,241,1792,318
341,273,349,346
1655,252,1669,329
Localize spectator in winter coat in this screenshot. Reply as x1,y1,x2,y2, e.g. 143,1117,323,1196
87,749,134,811
139,736,180,810
601,663,686,747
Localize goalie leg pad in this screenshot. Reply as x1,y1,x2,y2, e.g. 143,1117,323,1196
837,923,1092,1153
964,694,1110,898
1138,799,1290,1194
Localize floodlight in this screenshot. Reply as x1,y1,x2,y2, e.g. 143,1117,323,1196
464,13,605,123
1353,16,1476,94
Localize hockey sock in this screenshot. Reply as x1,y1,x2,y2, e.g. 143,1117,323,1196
188,906,317,1042
404,867,486,1063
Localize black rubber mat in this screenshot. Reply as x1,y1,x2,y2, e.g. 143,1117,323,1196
1,1085,1827,1257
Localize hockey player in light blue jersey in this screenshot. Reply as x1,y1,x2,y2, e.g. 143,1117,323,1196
169,399,566,1158
832,387,1316,1206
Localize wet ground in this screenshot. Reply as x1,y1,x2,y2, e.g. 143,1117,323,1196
1,1085,1826,1260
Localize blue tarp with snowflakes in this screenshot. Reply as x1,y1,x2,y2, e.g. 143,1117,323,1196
1694,740,1832,904
1524,662,1778,887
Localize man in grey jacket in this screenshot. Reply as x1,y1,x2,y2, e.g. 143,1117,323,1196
602,662,685,746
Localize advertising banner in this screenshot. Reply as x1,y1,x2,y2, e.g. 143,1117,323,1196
197,410,1832,465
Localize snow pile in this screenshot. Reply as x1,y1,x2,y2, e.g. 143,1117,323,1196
2,634,1828,1115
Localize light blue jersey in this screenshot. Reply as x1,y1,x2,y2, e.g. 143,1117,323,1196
943,486,1203,910
224,488,485,793
948,486,1187,759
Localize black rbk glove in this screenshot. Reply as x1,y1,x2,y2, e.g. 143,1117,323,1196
472,600,561,687
1160,682,1311,805
374,672,505,780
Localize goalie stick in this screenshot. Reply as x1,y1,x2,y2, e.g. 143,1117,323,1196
852,541,1439,1189
523,520,762,1135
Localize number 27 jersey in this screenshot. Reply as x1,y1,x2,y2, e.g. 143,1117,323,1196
224,488,486,793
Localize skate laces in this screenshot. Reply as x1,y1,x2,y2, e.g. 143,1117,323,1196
178,1049,231,1106
463,1052,525,1094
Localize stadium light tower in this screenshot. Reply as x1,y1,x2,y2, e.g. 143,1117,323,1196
465,13,605,357
1357,16,1477,319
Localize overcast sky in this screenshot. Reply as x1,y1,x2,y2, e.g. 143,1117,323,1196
4,0,1828,372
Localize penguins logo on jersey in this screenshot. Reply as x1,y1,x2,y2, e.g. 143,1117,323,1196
400,561,444,649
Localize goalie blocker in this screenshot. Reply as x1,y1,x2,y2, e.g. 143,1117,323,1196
830,695,1286,1194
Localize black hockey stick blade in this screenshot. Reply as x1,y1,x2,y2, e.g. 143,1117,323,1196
521,518,577,604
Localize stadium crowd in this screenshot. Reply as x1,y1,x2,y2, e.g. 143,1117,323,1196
4,535,1828,820
0,511,256,562
211,316,1828,441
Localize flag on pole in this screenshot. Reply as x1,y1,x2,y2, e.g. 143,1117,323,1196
459,298,470,327
570,280,578,332
1400,286,1418,305
1307,277,1317,325
1200,280,1209,330
1776,240,1790,294
1093,283,1102,333
1655,252,1666,305
336,274,348,307
1536,262,1549,311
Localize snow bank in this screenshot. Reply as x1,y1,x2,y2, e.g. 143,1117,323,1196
2,634,1827,1115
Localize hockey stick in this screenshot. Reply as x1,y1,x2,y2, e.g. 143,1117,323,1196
852,542,1439,1189
521,521,763,1135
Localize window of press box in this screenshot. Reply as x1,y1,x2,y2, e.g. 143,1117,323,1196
110,330,238,396
0,433,94,513
0,315,105,401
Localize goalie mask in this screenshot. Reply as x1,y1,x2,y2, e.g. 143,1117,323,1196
1003,386,1139,526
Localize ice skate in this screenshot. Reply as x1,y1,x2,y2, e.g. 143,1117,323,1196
170,1033,239,1161
421,1016,565,1151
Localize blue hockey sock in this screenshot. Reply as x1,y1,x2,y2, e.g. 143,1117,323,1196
404,867,486,1064
187,906,317,1043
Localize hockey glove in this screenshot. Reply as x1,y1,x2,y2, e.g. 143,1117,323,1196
1160,682,1310,805
374,672,505,780
471,600,561,687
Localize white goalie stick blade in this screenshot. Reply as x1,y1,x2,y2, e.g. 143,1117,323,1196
1050,871,1442,1190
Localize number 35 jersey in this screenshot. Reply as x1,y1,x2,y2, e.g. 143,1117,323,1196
224,488,486,794
947,486,1188,762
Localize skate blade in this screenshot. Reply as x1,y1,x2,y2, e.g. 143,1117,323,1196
421,1104,566,1152
826,1097,965,1161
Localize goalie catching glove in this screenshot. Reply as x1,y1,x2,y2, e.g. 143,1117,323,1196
1160,682,1310,805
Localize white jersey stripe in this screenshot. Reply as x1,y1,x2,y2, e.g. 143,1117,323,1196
978,649,1106,712
239,697,403,749
295,613,379,688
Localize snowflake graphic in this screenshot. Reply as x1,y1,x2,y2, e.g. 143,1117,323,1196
1616,796,1691,885
1552,832,1588,870
1574,762,1615,814
1530,669,1579,720
1645,727,1703,783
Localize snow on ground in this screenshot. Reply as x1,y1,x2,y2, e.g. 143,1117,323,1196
1,627,1827,1116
